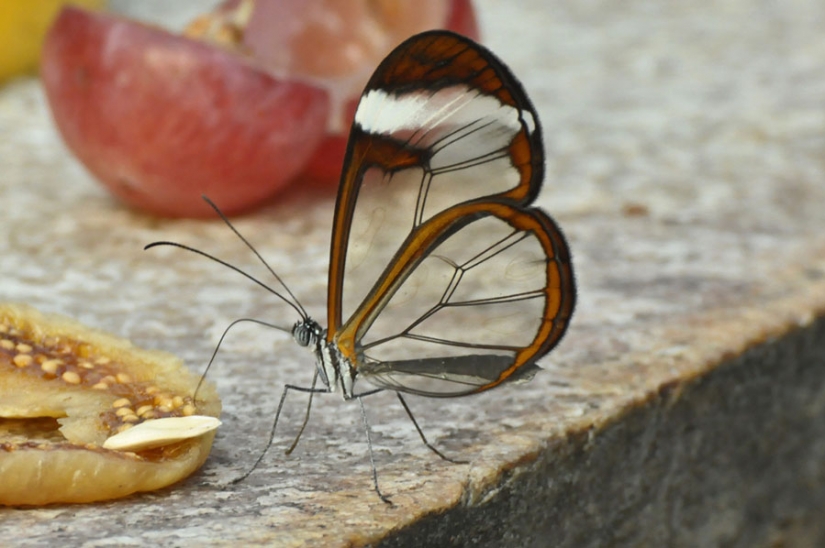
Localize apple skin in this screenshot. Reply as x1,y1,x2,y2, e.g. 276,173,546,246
41,7,330,217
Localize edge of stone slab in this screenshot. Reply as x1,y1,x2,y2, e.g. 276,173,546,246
373,312,825,548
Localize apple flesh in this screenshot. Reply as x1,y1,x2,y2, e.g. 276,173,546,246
41,6,330,217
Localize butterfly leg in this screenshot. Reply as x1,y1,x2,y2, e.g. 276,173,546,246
396,392,468,465
285,372,319,455
231,372,327,484
357,395,393,505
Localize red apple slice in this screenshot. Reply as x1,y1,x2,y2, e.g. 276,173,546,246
41,6,330,217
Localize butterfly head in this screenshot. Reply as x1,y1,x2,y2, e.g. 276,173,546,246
291,319,322,348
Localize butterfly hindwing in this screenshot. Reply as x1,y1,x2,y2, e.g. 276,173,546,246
355,202,573,396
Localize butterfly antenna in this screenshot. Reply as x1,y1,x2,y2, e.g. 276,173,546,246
194,318,290,401
144,240,306,320
201,195,309,319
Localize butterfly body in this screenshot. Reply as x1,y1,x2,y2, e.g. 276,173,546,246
292,318,357,398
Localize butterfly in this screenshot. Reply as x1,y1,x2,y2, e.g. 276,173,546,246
147,30,576,503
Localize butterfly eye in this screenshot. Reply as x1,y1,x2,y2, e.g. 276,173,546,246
292,322,313,347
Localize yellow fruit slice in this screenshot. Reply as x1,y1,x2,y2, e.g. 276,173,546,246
0,303,221,505
0,0,105,83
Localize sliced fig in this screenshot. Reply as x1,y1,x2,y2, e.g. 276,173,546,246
0,303,221,505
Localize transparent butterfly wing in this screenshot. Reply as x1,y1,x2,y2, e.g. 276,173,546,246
355,204,573,396
326,31,576,396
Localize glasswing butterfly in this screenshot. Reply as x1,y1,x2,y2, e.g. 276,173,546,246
147,30,576,503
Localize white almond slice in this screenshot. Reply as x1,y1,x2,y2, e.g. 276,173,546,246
103,416,222,451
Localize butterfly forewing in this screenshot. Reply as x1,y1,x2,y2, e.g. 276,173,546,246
328,32,545,330
327,31,575,397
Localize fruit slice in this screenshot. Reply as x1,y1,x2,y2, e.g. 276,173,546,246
0,303,221,505
41,6,330,218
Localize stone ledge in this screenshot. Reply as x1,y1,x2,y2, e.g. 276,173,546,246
2,0,825,545
381,316,825,547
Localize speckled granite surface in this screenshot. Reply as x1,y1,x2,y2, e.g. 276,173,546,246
2,0,825,546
